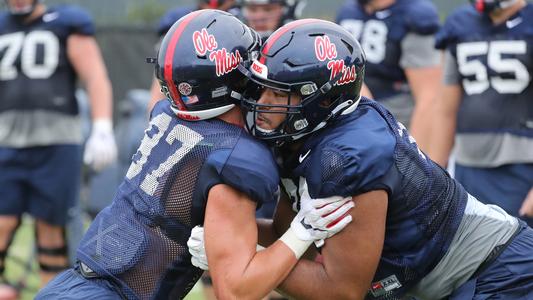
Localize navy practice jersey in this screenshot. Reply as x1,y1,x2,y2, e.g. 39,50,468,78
336,0,439,100
77,101,279,300
0,5,94,147
436,4,533,165
280,98,467,298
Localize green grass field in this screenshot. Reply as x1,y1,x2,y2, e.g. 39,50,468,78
4,216,204,300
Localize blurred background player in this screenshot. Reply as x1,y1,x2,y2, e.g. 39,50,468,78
0,0,116,298
431,0,533,226
239,0,305,40
336,0,442,149
148,0,238,112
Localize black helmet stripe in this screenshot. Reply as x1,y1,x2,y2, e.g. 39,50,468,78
163,10,204,111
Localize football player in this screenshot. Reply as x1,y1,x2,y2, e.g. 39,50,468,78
336,0,442,150
0,0,115,298
189,19,533,299
430,0,533,227
36,10,353,300
239,0,304,40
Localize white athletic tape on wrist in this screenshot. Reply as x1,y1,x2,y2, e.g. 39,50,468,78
279,227,313,259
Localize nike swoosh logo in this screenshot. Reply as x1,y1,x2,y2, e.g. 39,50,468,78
506,17,522,29
42,12,59,22
299,150,311,163
375,10,391,19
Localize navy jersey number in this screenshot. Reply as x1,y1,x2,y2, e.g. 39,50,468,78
339,19,388,64
0,31,59,80
457,40,530,95
126,113,204,196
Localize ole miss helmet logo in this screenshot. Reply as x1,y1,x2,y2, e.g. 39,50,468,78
193,28,242,77
314,35,356,86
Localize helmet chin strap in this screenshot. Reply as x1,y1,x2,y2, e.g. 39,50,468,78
291,96,361,141
170,104,235,121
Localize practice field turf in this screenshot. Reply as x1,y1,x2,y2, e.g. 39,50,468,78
4,216,204,300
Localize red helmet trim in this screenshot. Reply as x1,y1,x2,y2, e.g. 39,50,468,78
259,19,323,64
163,10,204,110
476,0,485,12
209,0,219,8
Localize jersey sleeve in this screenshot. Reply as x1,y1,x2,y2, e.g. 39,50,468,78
435,6,468,50
400,33,440,68
198,136,279,208
58,5,95,36
335,0,358,23
306,114,396,198
404,1,440,35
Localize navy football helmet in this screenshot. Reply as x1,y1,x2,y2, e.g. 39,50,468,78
240,19,365,144
470,0,518,13
155,9,261,121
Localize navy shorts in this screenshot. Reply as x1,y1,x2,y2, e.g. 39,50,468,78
35,268,121,300
455,163,533,227
0,145,82,225
450,225,533,299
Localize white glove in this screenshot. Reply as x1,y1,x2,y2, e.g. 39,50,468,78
187,226,266,271
291,193,354,247
83,119,118,172
188,226,209,270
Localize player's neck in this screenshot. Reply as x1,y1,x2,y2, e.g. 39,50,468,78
218,106,245,128
21,4,46,24
489,0,526,25
364,0,395,14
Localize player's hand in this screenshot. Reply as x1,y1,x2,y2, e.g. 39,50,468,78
187,226,209,270
83,119,118,172
519,187,533,218
291,186,354,247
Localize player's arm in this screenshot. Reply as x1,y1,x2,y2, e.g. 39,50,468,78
204,184,297,299
204,183,353,299
277,190,388,299
67,34,112,121
68,33,117,171
401,33,442,153
427,50,462,167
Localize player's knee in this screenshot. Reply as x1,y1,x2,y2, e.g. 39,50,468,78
0,217,21,248
35,221,69,273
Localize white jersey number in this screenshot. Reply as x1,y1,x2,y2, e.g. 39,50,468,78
340,19,388,64
457,40,530,95
0,31,59,81
126,113,204,196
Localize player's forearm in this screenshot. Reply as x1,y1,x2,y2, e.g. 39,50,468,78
86,71,113,120
406,67,441,153
210,240,299,300
427,85,461,167
278,259,366,300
